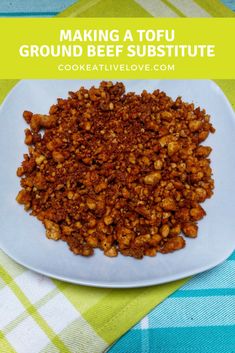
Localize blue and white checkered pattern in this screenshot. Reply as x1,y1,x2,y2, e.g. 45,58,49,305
1,1,235,352
110,251,235,352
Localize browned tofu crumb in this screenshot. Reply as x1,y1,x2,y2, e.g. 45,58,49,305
16,81,215,259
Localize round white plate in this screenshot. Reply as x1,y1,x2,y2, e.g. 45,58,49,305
0,79,235,288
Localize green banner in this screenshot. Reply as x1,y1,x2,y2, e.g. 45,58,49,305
0,18,234,78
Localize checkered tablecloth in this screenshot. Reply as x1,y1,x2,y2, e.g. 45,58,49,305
111,252,235,353
0,1,235,353
0,0,234,16
2,252,235,353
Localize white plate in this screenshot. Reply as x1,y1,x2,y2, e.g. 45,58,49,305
0,79,235,288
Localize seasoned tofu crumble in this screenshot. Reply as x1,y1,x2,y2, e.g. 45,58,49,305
16,82,215,258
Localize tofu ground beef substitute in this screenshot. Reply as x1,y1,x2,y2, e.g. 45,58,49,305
16,81,215,259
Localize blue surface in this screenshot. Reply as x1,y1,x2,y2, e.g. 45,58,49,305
0,1,234,352
110,326,235,353
0,0,77,16
223,0,235,10
110,253,235,353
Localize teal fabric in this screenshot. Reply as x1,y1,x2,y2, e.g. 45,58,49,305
110,252,235,352
0,1,234,352
0,0,77,16
110,327,235,353
223,0,235,10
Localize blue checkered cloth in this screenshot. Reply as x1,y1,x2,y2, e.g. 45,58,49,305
1,1,235,352
110,251,235,352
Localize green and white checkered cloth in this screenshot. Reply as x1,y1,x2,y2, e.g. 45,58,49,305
0,1,235,353
0,250,186,353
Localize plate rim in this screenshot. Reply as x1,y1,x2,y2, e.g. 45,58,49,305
0,242,234,288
